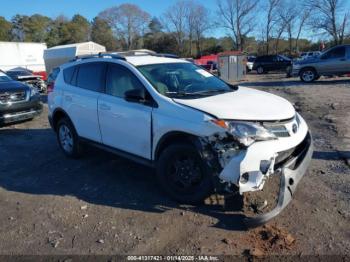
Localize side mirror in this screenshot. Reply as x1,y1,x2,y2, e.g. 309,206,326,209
124,88,146,103
228,83,239,90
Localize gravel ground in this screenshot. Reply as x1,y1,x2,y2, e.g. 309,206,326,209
0,74,349,259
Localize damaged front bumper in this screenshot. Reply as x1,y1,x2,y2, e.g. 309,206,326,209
206,114,313,227
244,132,313,227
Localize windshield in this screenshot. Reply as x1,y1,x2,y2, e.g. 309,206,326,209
0,72,12,82
247,57,255,62
137,63,232,98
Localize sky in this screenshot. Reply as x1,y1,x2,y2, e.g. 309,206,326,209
1,0,185,20
1,0,350,40
0,0,230,38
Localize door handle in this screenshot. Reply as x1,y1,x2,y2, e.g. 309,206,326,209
99,104,111,111
65,95,72,102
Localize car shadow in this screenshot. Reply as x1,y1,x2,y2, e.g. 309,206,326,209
313,150,350,161
0,127,246,231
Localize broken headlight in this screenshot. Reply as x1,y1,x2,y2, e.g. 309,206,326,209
211,120,277,146
227,121,277,146
30,87,39,97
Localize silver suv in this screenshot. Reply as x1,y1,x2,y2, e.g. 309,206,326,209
292,45,350,82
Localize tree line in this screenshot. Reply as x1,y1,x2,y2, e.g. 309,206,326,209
0,0,349,57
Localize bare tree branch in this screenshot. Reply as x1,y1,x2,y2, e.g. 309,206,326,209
216,0,259,50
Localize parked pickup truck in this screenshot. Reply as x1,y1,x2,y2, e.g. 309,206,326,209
292,45,350,82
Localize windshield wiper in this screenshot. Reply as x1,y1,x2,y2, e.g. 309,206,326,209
166,89,233,98
165,91,198,97
191,89,233,95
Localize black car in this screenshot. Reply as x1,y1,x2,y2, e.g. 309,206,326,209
0,70,42,126
6,67,46,93
253,55,292,75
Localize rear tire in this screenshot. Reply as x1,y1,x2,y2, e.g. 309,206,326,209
257,66,264,74
156,143,214,204
300,68,317,82
56,117,82,158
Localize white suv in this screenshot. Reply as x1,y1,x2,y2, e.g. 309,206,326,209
48,53,313,226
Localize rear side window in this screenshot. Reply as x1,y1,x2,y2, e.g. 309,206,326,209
63,66,75,84
76,62,106,92
48,67,60,83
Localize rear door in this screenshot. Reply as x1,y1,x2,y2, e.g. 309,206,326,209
98,63,153,159
62,62,105,142
264,56,274,71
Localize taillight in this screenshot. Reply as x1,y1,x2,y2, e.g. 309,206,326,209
47,81,55,93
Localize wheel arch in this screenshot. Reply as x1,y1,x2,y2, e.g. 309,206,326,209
154,131,201,161
299,66,318,76
52,108,73,132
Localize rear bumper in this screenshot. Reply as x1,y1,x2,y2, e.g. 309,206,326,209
244,133,313,227
0,103,42,125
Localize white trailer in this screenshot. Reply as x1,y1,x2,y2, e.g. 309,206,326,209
0,42,47,72
44,42,106,74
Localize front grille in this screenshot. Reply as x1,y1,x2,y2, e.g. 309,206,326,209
274,132,311,170
0,91,27,104
266,124,290,137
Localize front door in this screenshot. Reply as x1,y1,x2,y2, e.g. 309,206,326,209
98,63,152,159
318,46,347,74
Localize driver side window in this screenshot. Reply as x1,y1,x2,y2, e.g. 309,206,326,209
106,64,144,98
322,47,345,60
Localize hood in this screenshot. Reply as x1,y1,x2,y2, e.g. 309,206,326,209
174,87,295,121
294,57,320,65
0,80,30,92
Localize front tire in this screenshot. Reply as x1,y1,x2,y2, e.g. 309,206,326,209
300,68,317,82
56,117,82,158
156,144,214,204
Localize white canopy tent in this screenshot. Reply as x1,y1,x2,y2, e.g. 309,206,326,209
44,41,106,74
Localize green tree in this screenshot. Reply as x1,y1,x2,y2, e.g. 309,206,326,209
144,32,177,53
45,16,69,47
0,16,12,41
25,14,51,42
148,17,163,34
69,14,90,43
91,17,117,51
11,15,28,41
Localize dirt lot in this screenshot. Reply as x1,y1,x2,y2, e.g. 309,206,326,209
0,74,349,259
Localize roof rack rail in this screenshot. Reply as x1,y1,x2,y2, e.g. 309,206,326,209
154,53,179,58
70,52,126,62
115,50,157,57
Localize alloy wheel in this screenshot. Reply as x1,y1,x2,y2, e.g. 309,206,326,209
58,124,74,154
302,70,315,82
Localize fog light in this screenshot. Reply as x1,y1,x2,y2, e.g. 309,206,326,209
240,172,249,184
260,160,272,174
